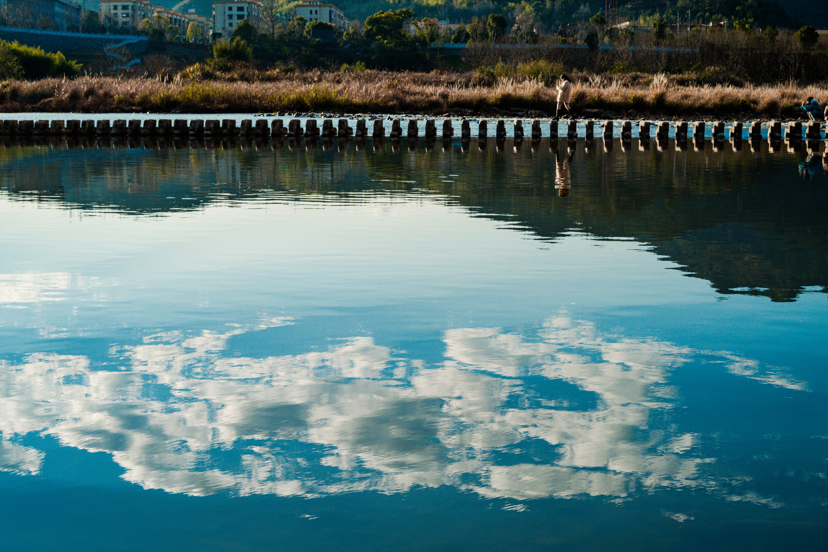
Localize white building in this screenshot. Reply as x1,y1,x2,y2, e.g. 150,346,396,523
212,0,262,38
294,2,349,31
99,0,155,28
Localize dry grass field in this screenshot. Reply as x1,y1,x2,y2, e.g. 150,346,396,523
1,71,826,120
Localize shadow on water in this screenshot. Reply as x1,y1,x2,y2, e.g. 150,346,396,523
1,136,827,302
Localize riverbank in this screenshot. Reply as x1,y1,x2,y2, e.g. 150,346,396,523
1,72,826,120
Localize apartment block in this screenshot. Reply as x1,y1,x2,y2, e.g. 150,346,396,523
294,2,349,31
99,0,155,28
212,0,262,38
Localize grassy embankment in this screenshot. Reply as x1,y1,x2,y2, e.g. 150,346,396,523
0,71,826,119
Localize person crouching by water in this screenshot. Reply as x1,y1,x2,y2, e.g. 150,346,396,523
555,74,573,120
801,97,822,121
555,147,575,197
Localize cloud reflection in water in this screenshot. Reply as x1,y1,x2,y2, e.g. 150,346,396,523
0,314,807,501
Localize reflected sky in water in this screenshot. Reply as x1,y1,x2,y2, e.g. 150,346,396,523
0,139,826,550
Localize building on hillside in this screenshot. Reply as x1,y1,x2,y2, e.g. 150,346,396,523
294,2,349,31
212,0,262,39
0,0,82,31
183,9,210,39
153,8,187,34
99,0,155,29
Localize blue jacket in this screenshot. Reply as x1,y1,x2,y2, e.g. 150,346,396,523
806,98,822,117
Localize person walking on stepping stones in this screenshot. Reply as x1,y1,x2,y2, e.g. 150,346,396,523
555,74,573,120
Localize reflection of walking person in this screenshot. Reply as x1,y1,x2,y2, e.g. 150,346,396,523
555,74,573,120
555,148,575,197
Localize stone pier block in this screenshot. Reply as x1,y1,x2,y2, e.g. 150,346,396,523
304,119,319,137
204,120,220,136
172,120,187,135
33,120,49,135
322,119,335,137
19,120,34,135
96,120,111,136
785,121,802,140
407,119,418,138
568,120,577,139
156,119,172,136
188,120,204,136
373,119,384,138
768,121,782,140
806,121,821,140
496,120,505,138
254,120,269,136
142,120,157,136
287,119,302,137
514,120,523,139
2,120,18,135
355,120,367,137
239,119,254,135
271,120,286,137
443,119,453,138
390,119,401,138
338,119,352,136
65,120,81,135
585,121,594,140
692,122,705,139
81,120,95,135
478,120,487,139
221,120,238,136
127,120,142,136
602,121,613,139
731,122,743,140
425,120,436,137
748,121,762,138
461,119,470,139
531,120,541,139
50,120,65,135
639,121,650,139
621,121,632,139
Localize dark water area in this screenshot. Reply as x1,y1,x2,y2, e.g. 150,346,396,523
1,137,827,551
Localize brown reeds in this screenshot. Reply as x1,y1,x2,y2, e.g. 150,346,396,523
0,72,825,119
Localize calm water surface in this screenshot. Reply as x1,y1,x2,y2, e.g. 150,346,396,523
1,137,827,551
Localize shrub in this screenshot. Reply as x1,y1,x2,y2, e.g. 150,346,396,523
609,61,634,74
1,40,80,79
0,43,23,80
340,61,367,73
516,59,562,86
211,37,252,67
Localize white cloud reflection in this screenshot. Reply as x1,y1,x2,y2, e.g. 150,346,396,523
0,314,807,502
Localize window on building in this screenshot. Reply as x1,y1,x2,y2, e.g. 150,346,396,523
237,6,244,11
113,5,118,9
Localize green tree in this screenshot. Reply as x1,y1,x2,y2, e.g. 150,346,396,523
589,12,606,29
795,26,819,50
763,25,779,44
487,14,507,42
38,16,56,30
451,23,470,43
305,20,336,36
81,10,105,34
231,19,258,44
363,9,416,44
652,17,667,40
211,37,253,65
186,22,202,42
0,42,23,80
285,16,307,39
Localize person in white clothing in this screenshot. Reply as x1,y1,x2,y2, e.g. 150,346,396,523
555,74,573,119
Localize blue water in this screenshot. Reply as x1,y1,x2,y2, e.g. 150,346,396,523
0,137,826,551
